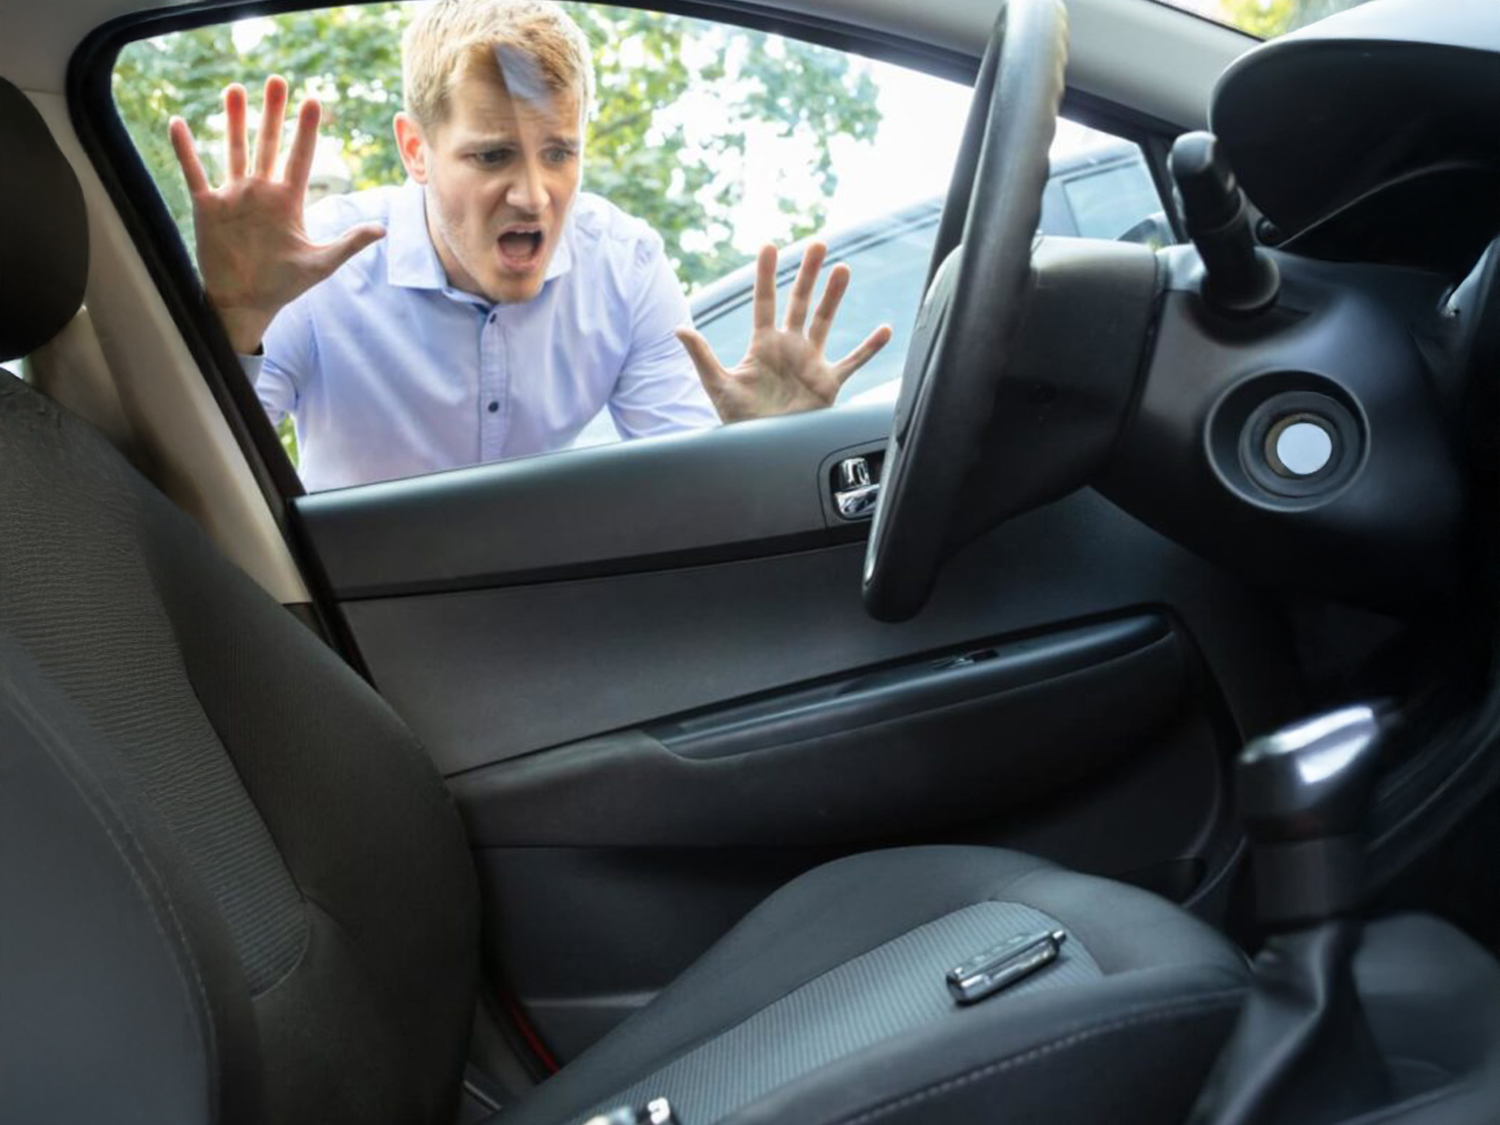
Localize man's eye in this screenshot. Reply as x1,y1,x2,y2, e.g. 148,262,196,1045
471,149,511,166
545,148,576,165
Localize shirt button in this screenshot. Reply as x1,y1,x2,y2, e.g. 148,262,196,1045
487,401,500,413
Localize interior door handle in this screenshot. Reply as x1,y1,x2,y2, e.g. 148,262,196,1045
834,456,880,519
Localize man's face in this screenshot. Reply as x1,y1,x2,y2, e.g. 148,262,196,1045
399,72,582,304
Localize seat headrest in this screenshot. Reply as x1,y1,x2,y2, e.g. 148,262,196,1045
0,77,88,362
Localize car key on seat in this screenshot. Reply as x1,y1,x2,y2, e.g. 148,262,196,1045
583,1097,680,1125
946,929,1068,1005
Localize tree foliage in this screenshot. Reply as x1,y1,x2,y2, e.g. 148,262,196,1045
112,1,881,289
1216,0,1371,38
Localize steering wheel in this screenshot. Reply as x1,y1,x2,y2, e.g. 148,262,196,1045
862,0,1069,621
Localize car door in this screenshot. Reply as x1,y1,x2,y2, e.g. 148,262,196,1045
96,0,1301,1070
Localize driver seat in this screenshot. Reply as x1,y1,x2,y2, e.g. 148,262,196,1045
0,76,1247,1125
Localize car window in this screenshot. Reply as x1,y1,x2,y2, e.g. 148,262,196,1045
711,213,941,408
1061,157,1164,241
110,2,1160,485
573,205,940,449
1155,0,1372,39
574,129,1169,441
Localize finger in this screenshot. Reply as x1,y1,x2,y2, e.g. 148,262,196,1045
310,223,386,279
831,324,895,386
784,241,826,333
224,83,248,180
168,117,211,196
255,75,290,179
808,262,851,352
283,98,323,193
674,326,728,393
751,244,777,331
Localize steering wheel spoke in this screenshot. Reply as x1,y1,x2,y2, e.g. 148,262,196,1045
862,0,1070,621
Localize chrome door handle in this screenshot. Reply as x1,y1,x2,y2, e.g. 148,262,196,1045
834,456,880,519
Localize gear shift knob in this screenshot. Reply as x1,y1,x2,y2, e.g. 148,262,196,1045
1196,705,1397,1124
1239,705,1385,842
1237,704,1387,928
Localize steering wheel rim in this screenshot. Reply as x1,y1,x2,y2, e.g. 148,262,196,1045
862,0,1069,622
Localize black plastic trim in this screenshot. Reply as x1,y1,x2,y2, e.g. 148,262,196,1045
649,613,1169,759
295,401,892,599
451,613,1188,848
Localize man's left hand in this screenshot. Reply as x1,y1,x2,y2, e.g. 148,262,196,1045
675,242,893,423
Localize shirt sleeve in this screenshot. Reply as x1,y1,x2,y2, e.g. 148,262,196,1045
250,300,316,428
606,238,720,438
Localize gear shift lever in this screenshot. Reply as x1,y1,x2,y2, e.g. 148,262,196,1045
1238,705,1385,928
1190,705,1394,1125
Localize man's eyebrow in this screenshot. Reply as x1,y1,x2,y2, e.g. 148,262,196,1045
459,132,579,149
460,133,519,148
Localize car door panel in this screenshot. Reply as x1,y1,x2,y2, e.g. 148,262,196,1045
294,402,888,601
290,400,1300,1061
452,613,1184,847
296,405,1296,769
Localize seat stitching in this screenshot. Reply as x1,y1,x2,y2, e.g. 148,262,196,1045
831,989,1246,1125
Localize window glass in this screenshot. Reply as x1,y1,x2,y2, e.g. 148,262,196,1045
1153,0,1372,38
570,129,1166,442
1061,158,1164,241
725,213,941,408
0,357,28,382
112,3,1163,485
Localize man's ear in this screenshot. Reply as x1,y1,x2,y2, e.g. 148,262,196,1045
394,112,429,183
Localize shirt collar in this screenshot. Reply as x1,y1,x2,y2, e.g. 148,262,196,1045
386,179,576,294
386,180,445,290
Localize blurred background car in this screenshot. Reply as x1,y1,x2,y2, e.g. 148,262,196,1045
573,138,1168,444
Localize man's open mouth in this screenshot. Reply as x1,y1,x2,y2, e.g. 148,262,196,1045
497,229,545,272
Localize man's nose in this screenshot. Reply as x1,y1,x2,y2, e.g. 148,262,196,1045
505,155,548,213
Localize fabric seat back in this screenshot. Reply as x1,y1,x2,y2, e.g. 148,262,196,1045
0,76,480,1125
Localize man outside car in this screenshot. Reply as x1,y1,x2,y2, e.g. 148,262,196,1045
169,0,893,490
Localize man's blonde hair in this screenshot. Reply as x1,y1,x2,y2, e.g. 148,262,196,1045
402,0,594,130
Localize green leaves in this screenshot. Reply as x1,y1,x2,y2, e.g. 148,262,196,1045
114,2,882,291
1215,0,1371,38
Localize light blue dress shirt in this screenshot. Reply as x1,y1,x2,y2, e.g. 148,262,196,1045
243,180,718,492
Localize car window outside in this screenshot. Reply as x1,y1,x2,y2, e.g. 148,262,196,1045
111,3,1158,484
576,125,1167,445
114,3,977,486
1155,0,1373,38
589,205,938,437
1061,157,1163,241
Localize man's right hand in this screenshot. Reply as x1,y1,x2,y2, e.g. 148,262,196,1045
168,76,385,354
